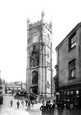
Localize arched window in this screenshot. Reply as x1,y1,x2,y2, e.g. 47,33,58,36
32,71,38,84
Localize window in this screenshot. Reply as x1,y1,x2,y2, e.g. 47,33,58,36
32,71,38,84
69,31,76,50
69,59,76,79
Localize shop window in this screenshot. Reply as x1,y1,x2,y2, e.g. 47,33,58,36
67,91,70,95
76,90,79,94
67,91,70,102
74,90,79,109
69,31,76,50
61,91,64,101
64,91,66,102
69,59,76,79
70,90,74,104
71,91,73,94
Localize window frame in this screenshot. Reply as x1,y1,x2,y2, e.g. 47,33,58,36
69,59,76,80
69,31,76,51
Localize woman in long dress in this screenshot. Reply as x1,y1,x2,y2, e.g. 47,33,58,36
54,105,59,115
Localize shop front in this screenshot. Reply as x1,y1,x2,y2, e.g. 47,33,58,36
58,83,81,109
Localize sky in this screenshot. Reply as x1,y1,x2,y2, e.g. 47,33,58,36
0,0,81,82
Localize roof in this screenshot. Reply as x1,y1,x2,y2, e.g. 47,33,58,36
6,84,21,88
55,22,81,51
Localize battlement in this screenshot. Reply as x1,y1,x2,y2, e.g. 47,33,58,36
29,20,42,29
28,20,52,33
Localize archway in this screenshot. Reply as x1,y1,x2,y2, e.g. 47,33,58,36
32,71,38,84
31,71,38,94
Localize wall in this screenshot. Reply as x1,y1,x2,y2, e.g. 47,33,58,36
58,28,80,87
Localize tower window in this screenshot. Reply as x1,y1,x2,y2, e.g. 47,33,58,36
69,31,76,50
69,59,76,79
32,71,38,84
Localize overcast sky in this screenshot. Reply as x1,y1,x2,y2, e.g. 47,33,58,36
0,0,81,82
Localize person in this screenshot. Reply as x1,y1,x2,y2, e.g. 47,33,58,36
46,101,50,110
40,101,46,115
10,100,13,107
54,105,59,115
52,100,55,109
27,100,31,110
25,99,28,106
21,100,24,107
17,101,20,109
31,100,34,107
49,100,53,110
40,101,45,110
62,104,70,115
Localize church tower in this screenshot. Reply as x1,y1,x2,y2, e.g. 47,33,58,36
26,12,53,97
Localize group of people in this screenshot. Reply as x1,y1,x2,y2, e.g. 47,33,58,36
40,100,56,112
10,98,35,110
40,100,76,115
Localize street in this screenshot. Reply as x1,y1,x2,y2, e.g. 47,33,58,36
1,95,81,115
0,94,41,115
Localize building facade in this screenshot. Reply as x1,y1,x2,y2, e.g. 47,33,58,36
26,12,53,97
5,81,22,94
55,22,81,109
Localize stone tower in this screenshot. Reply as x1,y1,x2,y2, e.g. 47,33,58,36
26,12,53,97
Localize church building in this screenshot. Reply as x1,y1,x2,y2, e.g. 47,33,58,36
26,12,53,97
